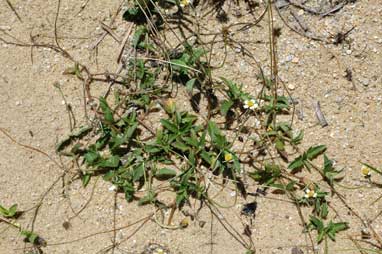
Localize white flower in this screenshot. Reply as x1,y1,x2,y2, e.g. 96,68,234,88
108,185,118,192
243,99,259,110
304,188,317,199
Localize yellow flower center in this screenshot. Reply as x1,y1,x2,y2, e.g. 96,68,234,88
153,248,165,254
361,166,371,176
224,153,233,162
247,100,255,107
306,190,315,198
180,0,190,6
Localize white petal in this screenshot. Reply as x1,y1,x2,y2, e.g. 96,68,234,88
243,104,249,109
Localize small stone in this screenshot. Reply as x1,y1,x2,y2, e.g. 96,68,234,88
346,49,352,55
15,101,22,106
287,84,295,90
291,247,304,254
359,78,369,86
297,9,304,16
285,55,294,62
0,26,11,31
291,57,299,63
61,100,66,105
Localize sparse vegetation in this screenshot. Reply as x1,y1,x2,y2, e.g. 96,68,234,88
1,0,381,253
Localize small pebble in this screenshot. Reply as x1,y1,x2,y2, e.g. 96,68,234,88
287,84,296,90
15,101,22,106
359,78,370,86
285,55,294,62
0,25,11,30
346,49,352,55
291,57,299,64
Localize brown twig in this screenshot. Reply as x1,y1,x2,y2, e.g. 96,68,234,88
4,0,22,22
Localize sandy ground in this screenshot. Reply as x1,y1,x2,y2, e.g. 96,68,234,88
0,0,382,253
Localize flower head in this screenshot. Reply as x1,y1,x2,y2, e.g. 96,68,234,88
224,152,233,163
361,165,371,177
153,248,167,254
243,99,259,110
180,0,192,8
304,188,317,199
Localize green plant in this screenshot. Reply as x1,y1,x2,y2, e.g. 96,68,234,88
0,204,18,218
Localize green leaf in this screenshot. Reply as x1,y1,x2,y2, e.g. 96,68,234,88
21,230,39,244
99,97,114,123
55,125,92,152
207,121,226,149
183,136,199,148
275,138,285,152
84,150,100,166
172,140,189,152
161,119,178,133
288,156,304,171
170,59,189,75
327,221,348,241
82,174,91,187
291,130,304,145
156,168,177,180
220,100,234,117
132,26,148,47
310,216,324,232
186,78,196,94
0,204,17,218
132,163,145,182
138,191,155,206
97,155,120,168
320,202,329,219
306,145,326,160
0,205,8,216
